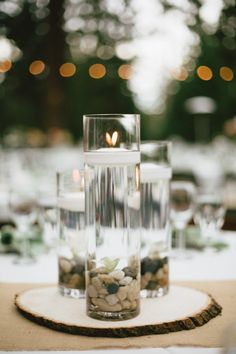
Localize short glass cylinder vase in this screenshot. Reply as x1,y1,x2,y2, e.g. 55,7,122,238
140,141,172,298
57,169,86,298
84,114,141,321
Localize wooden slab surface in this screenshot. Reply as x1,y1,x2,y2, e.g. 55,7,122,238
15,285,221,337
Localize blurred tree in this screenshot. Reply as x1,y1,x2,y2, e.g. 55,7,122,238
162,0,236,142
45,0,66,128
0,0,235,143
0,0,135,141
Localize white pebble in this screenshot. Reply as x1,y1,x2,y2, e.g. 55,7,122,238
105,294,119,305
119,276,133,286
110,270,125,281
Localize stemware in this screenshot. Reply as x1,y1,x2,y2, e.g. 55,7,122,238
170,181,196,258
9,186,38,264
194,192,226,241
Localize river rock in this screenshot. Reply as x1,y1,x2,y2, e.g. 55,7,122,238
163,263,168,274
121,300,131,309
119,276,133,286
130,300,137,309
117,286,128,301
95,266,109,274
91,276,103,290
105,294,119,305
87,284,98,298
109,270,125,281
127,280,139,301
59,258,72,274
98,274,113,284
68,274,80,288
156,268,164,279
144,272,152,281
107,282,119,294
92,298,122,312
122,266,137,278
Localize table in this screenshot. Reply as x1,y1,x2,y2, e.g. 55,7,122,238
1,231,236,354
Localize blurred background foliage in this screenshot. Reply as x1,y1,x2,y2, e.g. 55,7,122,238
0,0,236,146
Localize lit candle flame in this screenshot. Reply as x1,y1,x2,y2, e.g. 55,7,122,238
106,131,118,147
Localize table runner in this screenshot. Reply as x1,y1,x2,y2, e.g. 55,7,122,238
0,281,236,350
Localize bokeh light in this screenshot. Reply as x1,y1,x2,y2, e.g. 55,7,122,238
219,66,234,81
0,60,12,73
59,62,76,77
29,60,45,75
172,67,188,81
118,64,133,80
89,64,106,79
196,65,213,81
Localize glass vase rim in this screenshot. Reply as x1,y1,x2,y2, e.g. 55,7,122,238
83,113,140,119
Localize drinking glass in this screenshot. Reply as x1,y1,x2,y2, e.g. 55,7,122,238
194,192,225,241
57,169,86,298
84,114,141,321
9,186,38,264
140,141,172,298
170,181,196,258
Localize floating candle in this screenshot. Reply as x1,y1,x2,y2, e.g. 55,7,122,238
140,163,172,183
84,150,140,165
57,192,85,212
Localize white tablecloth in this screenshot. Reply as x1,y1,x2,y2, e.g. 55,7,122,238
1,231,236,354
1,231,236,284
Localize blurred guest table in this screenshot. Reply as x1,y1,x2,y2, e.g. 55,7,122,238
0,230,236,354
0,138,236,354
1,231,236,284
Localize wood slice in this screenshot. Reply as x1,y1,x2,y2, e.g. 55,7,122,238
15,285,221,338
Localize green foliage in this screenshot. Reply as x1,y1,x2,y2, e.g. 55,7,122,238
162,0,236,141
0,0,135,139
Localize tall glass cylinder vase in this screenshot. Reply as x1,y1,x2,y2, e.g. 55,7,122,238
57,169,86,298
84,114,141,321
140,141,172,298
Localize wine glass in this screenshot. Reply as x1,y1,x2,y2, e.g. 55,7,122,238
9,186,38,264
194,192,226,242
170,181,196,258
